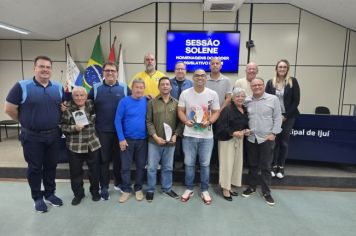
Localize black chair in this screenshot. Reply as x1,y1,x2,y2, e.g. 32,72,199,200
0,120,20,142
315,106,330,115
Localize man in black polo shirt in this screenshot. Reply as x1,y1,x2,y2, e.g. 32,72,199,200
5,56,64,213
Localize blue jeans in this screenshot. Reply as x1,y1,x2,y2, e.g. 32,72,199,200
120,139,147,193
146,142,175,192
182,137,213,192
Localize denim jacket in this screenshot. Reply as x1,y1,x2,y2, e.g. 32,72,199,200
169,77,193,100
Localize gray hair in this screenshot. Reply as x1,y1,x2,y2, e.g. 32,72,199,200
232,87,246,97
132,78,145,88
72,86,87,95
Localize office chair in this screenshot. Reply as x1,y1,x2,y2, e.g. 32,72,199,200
315,106,330,115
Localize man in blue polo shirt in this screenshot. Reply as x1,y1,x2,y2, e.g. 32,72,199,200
5,56,64,213
88,61,130,200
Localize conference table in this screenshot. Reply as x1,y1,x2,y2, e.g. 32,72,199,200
59,114,356,164
288,114,356,164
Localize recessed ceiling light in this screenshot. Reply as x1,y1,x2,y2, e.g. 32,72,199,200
0,22,30,35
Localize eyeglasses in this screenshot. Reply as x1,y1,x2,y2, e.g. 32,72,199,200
103,70,117,73
193,74,207,78
175,68,186,71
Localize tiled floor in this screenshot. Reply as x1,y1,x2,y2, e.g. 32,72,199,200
0,180,356,236
1,129,356,236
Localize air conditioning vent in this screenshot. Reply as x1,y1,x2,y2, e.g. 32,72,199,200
210,3,235,11
203,0,245,12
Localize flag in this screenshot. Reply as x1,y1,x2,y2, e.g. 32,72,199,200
83,34,104,91
118,43,126,84
66,53,83,92
108,46,115,62
108,36,117,62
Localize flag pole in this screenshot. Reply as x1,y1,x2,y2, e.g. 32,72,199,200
66,43,72,56
118,43,122,65
112,35,117,47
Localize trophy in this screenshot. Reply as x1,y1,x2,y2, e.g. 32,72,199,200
163,123,172,142
194,106,204,124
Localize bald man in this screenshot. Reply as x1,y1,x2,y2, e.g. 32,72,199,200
235,61,260,97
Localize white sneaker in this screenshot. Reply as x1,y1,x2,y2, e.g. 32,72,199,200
271,171,276,177
276,167,285,179
118,192,131,203
135,190,144,201
276,172,284,179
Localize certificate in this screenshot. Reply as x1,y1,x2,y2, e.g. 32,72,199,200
72,110,89,126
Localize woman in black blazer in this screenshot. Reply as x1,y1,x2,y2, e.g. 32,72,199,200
265,59,300,179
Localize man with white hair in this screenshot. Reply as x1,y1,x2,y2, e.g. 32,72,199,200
61,86,101,206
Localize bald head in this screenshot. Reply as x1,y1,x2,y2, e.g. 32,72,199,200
144,53,156,73
245,62,259,82
210,57,222,75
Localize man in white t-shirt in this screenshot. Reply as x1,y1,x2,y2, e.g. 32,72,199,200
178,69,220,205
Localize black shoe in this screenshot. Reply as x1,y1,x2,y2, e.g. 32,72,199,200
271,165,278,177
276,166,285,179
71,196,83,206
263,194,275,206
223,195,233,201
242,188,256,198
146,192,154,202
92,192,101,202
163,190,179,199
230,191,238,197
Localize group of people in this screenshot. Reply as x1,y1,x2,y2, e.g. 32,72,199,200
4,53,300,213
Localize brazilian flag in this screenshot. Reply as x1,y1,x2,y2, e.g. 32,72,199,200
82,34,104,92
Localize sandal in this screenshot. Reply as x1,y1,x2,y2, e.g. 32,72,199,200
181,190,194,202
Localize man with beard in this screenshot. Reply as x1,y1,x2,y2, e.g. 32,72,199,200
131,53,165,99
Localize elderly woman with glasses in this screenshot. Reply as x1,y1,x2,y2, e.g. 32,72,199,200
216,87,250,201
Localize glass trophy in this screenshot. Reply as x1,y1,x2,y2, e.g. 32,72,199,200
163,123,172,142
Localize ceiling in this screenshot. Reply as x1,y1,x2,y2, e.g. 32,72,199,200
0,0,355,40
